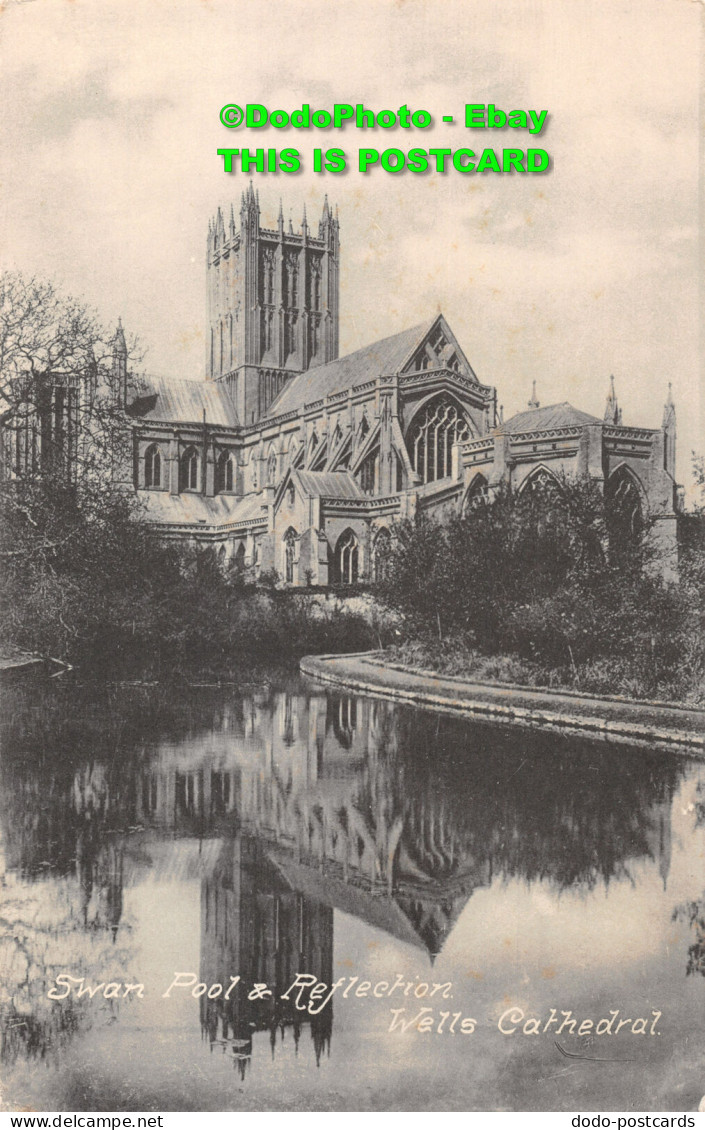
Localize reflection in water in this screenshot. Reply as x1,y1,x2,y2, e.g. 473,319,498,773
0,672,699,1107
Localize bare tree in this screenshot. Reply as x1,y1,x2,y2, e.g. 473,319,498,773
0,271,142,492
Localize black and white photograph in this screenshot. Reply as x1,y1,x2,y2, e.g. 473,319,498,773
0,0,703,1114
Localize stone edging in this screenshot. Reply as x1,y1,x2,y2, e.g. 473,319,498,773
300,652,705,754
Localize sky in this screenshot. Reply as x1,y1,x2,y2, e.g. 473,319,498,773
0,0,702,487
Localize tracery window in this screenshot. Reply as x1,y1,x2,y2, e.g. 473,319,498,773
463,474,489,513
267,451,277,485
179,446,199,492
334,529,360,585
607,467,643,541
284,527,297,584
144,444,162,489
406,396,471,484
358,451,377,495
216,450,234,493
521,466,561,496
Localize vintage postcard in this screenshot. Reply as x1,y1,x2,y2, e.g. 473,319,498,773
0,0,703,1116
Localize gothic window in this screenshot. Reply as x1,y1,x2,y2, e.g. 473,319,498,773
334,529,360,585
216,450,234,493
310,259,322,309
520,466,561,497
285,312,297,357
358,451,377,495
285,253,299,307
406,395,471,485
359,414,370,441
180,446,199,492
263,249,275,304
284,527,297,584
144,444,162,489
234,541,246,572
267,451,277,484
606,467,643,542
463,474,489,513
373,528,392,581
287,482,295,507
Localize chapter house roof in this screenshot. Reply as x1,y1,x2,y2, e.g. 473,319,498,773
267,317,441,417
128,375,239,427
498,402,601,435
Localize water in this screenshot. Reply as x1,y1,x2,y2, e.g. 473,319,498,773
0,669,704,1112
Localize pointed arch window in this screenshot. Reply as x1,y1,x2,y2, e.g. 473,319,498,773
373,528,392,581
233,541,246,574
606,467,644,545
144,443,162,489
334,529,360,585
406,395,471,485
463,474,489,513
520,466,562,498
216,450,234,493
267,450,277,485
180,446,199,492
358,450,377,495
284,527,298,584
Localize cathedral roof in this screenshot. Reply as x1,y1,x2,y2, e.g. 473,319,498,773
293,470,363,499
266,318,439,417
498,402,601,434
137,490,264,527
128,375,239,427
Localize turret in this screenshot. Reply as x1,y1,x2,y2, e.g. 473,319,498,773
604,375,622,425
662,383,676,477
112,318,127,406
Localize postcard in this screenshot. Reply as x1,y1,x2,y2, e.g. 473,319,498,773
0,0,703,1115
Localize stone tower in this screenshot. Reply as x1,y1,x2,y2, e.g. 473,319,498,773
206,186,340,425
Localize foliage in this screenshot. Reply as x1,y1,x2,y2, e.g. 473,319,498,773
0,272,380,674
379,474,705,702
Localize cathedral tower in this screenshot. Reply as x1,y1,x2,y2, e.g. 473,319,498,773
206,187,340,425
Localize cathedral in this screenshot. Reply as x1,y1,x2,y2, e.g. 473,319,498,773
122,186,679,584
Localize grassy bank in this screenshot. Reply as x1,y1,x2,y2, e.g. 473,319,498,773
384,636,705,707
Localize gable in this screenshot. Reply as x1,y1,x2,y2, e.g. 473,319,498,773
400,315,479,382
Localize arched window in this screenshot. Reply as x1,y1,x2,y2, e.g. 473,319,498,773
406,396,471,484
234,542,246,573
463,474,489,513
144,443,162,489
267,450,277,485
520,466,561,497
607,467,644,542
179,446,199,492
358,451,377,495
334,529,360,585
215,450,234,493
284,527,297,584
373,528,392,581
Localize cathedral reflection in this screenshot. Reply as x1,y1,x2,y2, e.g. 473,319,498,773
0,677,684,1070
